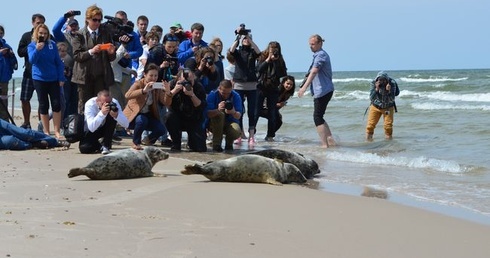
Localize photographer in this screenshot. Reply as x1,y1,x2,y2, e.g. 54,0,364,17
164,68,207,152
177,22,207,66
123,64,167,150
206,80,242,152
0,25,18,122
184,46,218,93
80,90,129,154
228,24,261,146
256,41,288,142
366,71,400,141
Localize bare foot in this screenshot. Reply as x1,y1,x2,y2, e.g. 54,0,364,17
327,136,336,147
132,144,143,150
385,135,393,140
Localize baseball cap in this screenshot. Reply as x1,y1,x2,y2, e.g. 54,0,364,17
68,19,79,26
170,23,182,29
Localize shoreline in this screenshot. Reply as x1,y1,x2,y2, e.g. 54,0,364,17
1,115,490,257
4,113,490,226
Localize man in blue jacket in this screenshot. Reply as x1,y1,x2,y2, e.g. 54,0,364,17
206,79,242,152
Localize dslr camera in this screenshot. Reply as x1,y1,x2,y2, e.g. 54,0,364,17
181,68,192,91
235,23,251,36
224,100,234,111
204,56,214,65
107,102,118,112
272,50,279,58
102,16,134,43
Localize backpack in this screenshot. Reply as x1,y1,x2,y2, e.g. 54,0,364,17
63,113,85,143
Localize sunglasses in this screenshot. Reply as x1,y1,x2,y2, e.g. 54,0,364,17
91,18,102,23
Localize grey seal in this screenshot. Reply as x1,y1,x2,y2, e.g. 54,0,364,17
248,149,320,178
181,154,307,185
68,146,169,180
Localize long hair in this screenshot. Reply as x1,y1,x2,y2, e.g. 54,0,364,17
259,41,283,62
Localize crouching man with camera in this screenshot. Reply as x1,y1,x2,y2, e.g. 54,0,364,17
80,89,129,154
206,79,242,152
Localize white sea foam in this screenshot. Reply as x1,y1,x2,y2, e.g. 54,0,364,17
412,103,490,111
333,78,371,83
399,77,468,83
401,90,490,102
325,151,470,173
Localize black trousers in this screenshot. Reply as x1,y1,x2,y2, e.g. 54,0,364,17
166,111,207,152
78,115,116,154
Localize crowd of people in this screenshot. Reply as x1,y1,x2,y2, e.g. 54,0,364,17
1,4,400,152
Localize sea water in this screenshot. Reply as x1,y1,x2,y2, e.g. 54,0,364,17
6,69,490,224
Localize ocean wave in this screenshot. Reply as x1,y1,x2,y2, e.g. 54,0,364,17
399,77,468,83
401,90,490,102
412,103,490,111
325,151,472,173
333,78,372,83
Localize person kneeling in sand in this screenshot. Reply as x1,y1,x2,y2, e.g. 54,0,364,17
79,90,129,155
206,79,242,152
0,118,70,150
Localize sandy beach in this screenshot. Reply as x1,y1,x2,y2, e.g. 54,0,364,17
1,117,490,257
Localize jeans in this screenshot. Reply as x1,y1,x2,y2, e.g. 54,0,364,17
131,113,166,145
0,119,57,150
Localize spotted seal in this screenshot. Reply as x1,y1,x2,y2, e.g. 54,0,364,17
181,154,307,185
248,149,320,178
68,146,169,180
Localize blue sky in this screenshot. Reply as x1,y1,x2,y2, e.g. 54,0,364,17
2,0,489,77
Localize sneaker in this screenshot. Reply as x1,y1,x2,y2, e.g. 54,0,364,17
101,146,111,155
57,140,71,148
112,135,123,142
21,123,31,130
264,136,274,142
233,137,242,145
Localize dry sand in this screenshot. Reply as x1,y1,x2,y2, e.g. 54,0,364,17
1,117,490,257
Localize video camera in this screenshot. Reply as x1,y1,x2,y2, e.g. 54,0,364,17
102,15,134,43
235,23,251,36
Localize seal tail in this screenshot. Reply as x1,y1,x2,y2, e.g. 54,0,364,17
181,164,209,175
68,168,82,178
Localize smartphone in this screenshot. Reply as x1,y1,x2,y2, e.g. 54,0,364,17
152,82,163,89
38,36,45,43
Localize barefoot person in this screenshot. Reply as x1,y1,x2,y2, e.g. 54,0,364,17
298,34,336,148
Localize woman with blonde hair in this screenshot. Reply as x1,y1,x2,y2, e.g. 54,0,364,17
28,24,65,139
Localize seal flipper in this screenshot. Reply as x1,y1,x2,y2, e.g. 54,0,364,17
68,167,97,179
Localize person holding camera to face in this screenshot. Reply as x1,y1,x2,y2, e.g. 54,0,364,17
256,41,288,142
228,24,261,146
184,46,218,94
123,63,167,150
206,79,243,152
163,68,207,152
79,90,129,154
366,71,400,141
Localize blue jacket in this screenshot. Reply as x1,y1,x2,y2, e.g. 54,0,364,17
28,40,65,82
177,39,207,66
0,38,17,82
